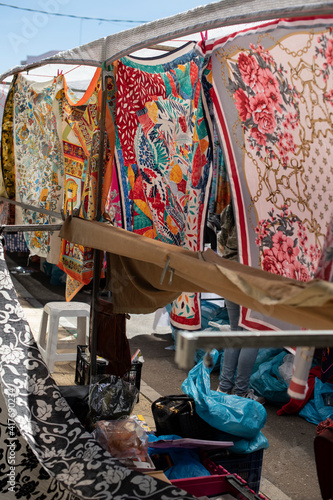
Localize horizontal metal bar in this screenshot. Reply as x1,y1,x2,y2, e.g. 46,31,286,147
175,329,333,370
3,224,63,233
0,197,62,219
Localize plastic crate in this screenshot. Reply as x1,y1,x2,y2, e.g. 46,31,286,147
122,361,142,393
75,345,143,397
75,345,107,385
171,473,268,499
203,448,264,494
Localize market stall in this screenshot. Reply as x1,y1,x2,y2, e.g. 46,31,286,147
1,0,333,498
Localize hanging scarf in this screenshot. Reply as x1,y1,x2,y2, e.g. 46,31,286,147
58,69,101,300
113,43,213,329
13,74,64,258
198,17,333,331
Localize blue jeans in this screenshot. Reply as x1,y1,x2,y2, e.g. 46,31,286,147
219,300,258,396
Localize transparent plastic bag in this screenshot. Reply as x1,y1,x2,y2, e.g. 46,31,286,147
94,418,149,467
278,353,295,385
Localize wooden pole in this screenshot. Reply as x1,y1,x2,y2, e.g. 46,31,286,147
89,69,109,381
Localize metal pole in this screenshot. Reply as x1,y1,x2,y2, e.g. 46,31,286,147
0,196,62,219
2,224,63,232
89,69,109,381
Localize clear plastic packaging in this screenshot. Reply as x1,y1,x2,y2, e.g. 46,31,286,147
94,418,154,470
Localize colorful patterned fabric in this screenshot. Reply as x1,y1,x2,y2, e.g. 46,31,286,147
104,162,123,227
58,70,101,299
13,75,64,258
1,75,17,199
114,43,213,329
103,67,123,228
198,17,333,331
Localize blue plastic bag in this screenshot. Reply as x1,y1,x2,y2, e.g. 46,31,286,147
213,427,269,454
148,434,211,479
181,349,267,439
299,378,333,425
251,348,286,376
249,350,290,404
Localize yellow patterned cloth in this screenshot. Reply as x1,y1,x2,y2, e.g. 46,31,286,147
1,75,17,199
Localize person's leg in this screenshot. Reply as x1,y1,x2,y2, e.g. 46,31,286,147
218,347,241,392
224,300,243,331
218,299,243,392
233,347,259,396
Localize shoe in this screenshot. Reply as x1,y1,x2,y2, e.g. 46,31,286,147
239,388,265,404
216,386,232,394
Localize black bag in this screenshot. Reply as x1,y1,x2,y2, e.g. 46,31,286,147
151,394,216,440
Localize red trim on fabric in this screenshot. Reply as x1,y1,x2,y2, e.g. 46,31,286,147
198,15,333,54
211,88,248,266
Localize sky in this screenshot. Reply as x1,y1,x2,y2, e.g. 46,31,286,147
0,0,218,76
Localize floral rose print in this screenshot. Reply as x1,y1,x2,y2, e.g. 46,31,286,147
255,206,321,281
316,28,333,75
101,466,132,484
57,463,85,483
0,342,25,365
26,374,46,395
132,474,159,494
15,414,40,438
0,269,13,289
316,28,333,104
36,399,53,420
229,44,299,168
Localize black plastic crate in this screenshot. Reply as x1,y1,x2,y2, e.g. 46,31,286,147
75,345,143,398
204,448,264,493
75,345,107,385
122,361,142,393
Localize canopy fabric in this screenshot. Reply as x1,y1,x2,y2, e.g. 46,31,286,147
1,0,333,82
60,217,333,330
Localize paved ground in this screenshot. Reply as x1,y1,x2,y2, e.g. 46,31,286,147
5,251,324,500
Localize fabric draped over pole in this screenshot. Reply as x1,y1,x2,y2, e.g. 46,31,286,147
60,216,333,331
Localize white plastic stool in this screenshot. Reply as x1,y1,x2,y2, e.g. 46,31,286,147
36,301,90,373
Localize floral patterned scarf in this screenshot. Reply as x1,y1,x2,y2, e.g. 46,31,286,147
113,43,213,329
13,75,64,258
198,16,333,331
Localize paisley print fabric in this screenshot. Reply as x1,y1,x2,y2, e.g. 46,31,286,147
114,43,213,329
0,241,195,500
198,16,333,331
13,75,64,258
1,75,17,199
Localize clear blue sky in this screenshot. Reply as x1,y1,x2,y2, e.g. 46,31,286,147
0,0,217,75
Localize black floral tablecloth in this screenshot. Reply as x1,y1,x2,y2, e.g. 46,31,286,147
0,242,193,499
